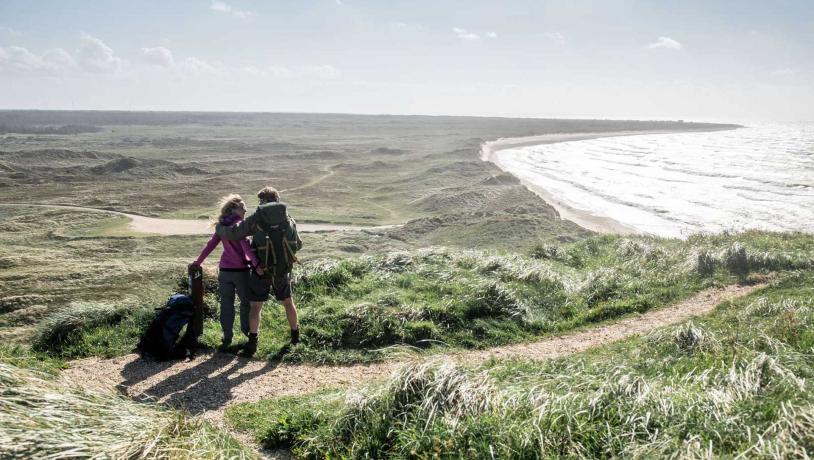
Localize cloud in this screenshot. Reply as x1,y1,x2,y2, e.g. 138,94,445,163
335,0,345,5
0,33,123,75
76,32,124,73
140,46,174,68
210,0,256,19
486,31,497,39
648,36,683,50
453,27,480,41
0,45,76,75
0,26,21,37
544,31,566,45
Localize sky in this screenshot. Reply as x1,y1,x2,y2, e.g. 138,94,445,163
0,0,812,122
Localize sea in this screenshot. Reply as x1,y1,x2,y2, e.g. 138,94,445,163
495,123,814,238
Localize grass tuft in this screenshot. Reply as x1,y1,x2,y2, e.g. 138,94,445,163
724,242,750,277
31,301,154,358
229,272,814,458
0,362,253,459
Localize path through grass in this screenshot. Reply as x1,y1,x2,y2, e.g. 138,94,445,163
227,273,814,458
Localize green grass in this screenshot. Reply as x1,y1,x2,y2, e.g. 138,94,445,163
225,270,814,459
30,300,157,358
30,231,813,363
0,344,65,375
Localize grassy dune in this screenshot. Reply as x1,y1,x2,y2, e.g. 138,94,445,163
0,357,253,459
29,231,813,363
0,112,736,345
226,272,814,459
2,112,806,458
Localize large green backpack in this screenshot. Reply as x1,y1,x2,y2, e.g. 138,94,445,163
251,202,302,278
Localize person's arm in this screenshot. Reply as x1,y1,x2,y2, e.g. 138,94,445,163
215,212,257,240
289,217,303,251
192,233,220,265
240,238,261,268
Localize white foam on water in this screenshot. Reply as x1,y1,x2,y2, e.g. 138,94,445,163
496,124,814,238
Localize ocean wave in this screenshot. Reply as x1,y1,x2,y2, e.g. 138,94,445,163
495,124,814,237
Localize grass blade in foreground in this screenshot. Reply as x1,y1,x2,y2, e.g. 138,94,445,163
0,361,254,459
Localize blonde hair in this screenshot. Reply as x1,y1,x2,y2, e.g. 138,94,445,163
215,194,246,223
257,186,280,204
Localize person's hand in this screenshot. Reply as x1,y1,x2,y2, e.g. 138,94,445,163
255,266,265,276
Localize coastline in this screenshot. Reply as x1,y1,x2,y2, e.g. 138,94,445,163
480,129,730,235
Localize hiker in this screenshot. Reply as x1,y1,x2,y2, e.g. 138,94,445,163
216,186,302,357
190,194,261,351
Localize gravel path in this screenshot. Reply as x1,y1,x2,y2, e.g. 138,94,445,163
61,282,763,458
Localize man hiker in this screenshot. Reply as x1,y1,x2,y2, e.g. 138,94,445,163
216,186,302,357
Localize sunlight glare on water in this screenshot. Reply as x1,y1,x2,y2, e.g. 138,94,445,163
497,124,814,238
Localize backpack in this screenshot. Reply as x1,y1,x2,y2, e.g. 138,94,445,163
252,202,303,278
137,294,195,361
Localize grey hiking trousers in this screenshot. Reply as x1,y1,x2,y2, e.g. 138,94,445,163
218,269,251,342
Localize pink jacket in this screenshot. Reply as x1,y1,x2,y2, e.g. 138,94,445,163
194,214,260,269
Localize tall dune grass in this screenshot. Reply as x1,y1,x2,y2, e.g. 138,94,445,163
28,231,814,363
0,361,253,459
228,272,814,458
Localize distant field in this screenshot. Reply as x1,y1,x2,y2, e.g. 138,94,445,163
0,111,733,237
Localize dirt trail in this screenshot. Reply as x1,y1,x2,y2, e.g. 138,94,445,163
0,203,399,236
280,167,335,194
63,283,763,424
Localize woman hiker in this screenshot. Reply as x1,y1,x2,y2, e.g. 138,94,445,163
190,194,262,351
215,186,301,357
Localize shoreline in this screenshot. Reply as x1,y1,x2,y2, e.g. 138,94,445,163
480,128,733,235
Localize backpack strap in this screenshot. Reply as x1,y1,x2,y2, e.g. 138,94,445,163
283,237,298,264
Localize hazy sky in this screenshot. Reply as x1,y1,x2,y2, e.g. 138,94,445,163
1,0,812,122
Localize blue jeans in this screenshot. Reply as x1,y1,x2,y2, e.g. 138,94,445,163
218,269,250,342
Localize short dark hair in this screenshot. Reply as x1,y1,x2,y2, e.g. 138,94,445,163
257,186,280,203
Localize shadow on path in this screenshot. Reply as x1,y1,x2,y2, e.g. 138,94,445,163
119,350,284,415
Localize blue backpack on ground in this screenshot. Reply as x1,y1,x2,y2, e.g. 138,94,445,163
137,294,195,361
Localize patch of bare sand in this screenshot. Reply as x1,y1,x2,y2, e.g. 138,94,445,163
0,203,399,236
61,282,764,458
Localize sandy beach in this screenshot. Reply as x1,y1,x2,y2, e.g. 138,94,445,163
479,131,683,235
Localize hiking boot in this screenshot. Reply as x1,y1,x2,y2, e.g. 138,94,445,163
241,333,258,357
290,328,300,345
218,337,232,352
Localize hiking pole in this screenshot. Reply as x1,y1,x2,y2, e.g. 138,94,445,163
187,264,205,345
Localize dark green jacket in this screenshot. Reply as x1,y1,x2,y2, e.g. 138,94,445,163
216,202,302,248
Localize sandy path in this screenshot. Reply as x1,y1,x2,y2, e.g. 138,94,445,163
63,282,763,423
0,203,399,236
280,167,335,194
